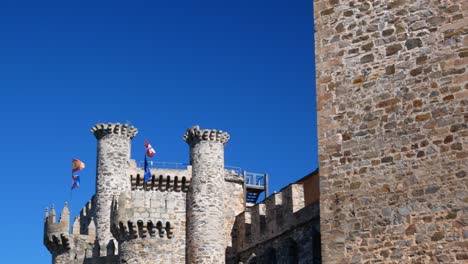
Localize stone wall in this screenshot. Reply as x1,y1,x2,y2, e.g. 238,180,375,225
111,187,187,263
232,183,321,264
314,0,467,262
224,171,246,263
236,215,320,264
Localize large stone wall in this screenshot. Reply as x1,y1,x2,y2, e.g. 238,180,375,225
314,0,467,263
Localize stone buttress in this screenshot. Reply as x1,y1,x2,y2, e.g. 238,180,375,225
183,126,230,264
91,123,138,256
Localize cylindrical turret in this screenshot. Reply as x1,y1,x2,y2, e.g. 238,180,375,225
183,125,230,263
91,123,138,256
43,203,73,264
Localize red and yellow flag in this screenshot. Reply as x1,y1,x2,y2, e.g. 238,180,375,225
72,159,85,173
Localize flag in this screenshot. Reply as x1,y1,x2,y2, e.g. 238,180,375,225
144,140,156,158
144,154,152,182
72,159,85,173
71,175,80,190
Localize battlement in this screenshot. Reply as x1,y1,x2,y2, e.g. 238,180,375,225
234,183,319,252
91,123,138,140
44,203,71,253
112,219,174,240
111,188,185,242
130,167,192,192
44,199,99,260
77,197,96,235
44,203,70,235
183,125,230,145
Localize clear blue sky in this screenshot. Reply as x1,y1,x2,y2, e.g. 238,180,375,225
0,0,316,262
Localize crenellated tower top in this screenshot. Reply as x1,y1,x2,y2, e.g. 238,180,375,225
91,123,138,140
183,125,230,146
44,202,72,254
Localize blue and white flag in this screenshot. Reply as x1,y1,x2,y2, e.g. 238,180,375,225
144,155,152,182
71,175,80,190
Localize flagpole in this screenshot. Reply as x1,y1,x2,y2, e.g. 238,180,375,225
143,153,147,191
70,171,73,216
70,158,85,220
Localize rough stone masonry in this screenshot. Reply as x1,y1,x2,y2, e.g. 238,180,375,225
184,126,231,263
314,0,467,263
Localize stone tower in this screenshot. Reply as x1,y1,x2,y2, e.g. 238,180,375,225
314,0,467,263
183,126,230,263
91,123,138,256
44,203,71,264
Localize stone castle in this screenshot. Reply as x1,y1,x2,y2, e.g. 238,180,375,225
44,0,467,263
44,124,321,263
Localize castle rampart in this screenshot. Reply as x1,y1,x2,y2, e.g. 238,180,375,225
232,182,320,263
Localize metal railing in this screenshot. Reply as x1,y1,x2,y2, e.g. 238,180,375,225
137,161,189,170
136,162,266,187
245,172,266,187
224,166,244,175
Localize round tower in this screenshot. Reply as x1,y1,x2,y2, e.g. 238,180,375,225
43,203,73,264
91,123,138,256
183,125,230,263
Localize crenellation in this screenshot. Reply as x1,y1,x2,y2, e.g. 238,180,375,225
250,203,266,243
183,125,230,145
111,219,174,240
130,167,192,192
91,123,138,140
44,203,100,264
235,183,313,253
45,203,70,238
72,217,80,237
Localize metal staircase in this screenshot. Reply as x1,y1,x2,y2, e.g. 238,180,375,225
243,172,268,204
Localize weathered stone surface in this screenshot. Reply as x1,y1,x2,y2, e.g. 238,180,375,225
91,123,138,257
315,0,467,263
184,126,230,264
234,188,320,264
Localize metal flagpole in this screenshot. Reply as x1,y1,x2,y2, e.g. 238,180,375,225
70,171,73,216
